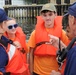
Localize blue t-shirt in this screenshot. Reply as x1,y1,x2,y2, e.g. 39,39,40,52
64,46,76,75
0,36,8,73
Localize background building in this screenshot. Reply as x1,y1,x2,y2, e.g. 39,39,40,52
0,0,25,8
50,0,76,4
0,0,76,9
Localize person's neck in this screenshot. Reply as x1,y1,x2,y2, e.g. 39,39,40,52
8,33,15,39
0,34,2,39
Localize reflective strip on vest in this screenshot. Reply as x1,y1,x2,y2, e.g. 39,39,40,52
8,44,16,60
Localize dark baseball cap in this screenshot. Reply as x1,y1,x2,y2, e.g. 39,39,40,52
64,2,76,18
0,8,9,23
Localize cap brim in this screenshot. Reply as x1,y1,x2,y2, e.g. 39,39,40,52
40,9,51,13
63,13,69,17
7,17,12,20
40,9,56,13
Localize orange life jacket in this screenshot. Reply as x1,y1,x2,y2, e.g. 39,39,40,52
0,39,30,75
5,44,30,75
16,27,27,50
35,16,62,55
4,27,27,63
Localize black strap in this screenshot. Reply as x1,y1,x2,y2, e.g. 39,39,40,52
36,41,49,47
33,41,49,52
0,39,8,48
3,72,10,75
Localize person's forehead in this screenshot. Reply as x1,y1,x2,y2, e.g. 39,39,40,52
69,15,73,17
7,19,16,23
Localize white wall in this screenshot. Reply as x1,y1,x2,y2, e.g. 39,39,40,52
12,0,25,5
0,0,25,9
0,0,5,9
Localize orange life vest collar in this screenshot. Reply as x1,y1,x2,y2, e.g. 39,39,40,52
35,16,62,55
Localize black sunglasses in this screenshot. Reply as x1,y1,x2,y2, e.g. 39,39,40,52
8,24,18,29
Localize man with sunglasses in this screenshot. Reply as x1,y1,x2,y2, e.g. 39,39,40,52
0,8,30,75
0,8,11,75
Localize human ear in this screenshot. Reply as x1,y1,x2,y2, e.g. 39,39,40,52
71,16,75,25
69,15,74,25
2,21,6,30
74,18,76,25
55,13,57,16
54,13,57,18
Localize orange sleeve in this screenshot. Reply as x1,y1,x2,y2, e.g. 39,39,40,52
61,30,70,46
28,30,36,48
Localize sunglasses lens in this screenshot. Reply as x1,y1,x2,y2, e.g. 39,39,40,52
14,24,18,28
8,24,18,29
8,26,12,29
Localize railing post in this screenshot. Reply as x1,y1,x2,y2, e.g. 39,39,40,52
56,0,61,4
4,6,9,16
64,0,70,4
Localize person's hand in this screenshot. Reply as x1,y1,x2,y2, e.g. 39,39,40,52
50,70,61,75
13,41,21,48
48,34,60,49
48,34,66,49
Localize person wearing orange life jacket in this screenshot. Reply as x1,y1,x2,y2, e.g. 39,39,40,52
3,18,30,75
4,18,29,63
28,3,70,75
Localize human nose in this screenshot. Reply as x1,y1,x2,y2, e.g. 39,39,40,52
46,16,50,19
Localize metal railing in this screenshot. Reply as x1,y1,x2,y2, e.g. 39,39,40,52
4,4,71,39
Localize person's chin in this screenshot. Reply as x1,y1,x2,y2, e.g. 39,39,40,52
11,32,16,34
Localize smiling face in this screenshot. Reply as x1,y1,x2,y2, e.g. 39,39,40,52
4,19,18,35
41,10,56,28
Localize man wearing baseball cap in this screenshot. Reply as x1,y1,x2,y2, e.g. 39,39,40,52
28,3,69,75
0,8,10,75
63,2,76,75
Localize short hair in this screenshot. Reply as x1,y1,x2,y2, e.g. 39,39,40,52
41,10,56,14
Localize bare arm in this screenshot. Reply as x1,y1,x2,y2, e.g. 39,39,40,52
29,47,34,75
